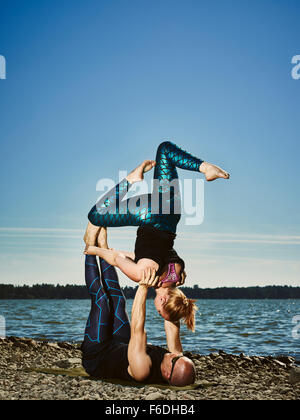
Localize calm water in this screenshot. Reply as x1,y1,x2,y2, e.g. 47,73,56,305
0,299,299,360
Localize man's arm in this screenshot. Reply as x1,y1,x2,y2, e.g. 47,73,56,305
127,269,158,381
164,320,183,355
164,272,187,351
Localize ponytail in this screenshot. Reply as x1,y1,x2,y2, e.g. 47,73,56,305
183,297,197,332
164,289,198,332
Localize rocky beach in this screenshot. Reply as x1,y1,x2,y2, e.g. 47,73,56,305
0,336,299,400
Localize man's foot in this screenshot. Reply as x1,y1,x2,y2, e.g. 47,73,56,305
84,222,101,246
126,160,156,184
199,162,230,182
97,227,109,249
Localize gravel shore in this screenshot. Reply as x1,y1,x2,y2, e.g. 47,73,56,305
0,336,299,400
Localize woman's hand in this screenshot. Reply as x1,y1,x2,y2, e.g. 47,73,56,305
139,268,161,288
175,270,186,287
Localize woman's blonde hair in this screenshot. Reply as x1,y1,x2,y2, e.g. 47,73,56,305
164,288,197,332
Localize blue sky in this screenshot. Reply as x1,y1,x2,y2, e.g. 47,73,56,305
0,0,299,287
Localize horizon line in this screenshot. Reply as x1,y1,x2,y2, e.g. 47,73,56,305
1,227,300,245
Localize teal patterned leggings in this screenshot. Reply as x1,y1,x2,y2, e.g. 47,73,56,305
88,141,203,233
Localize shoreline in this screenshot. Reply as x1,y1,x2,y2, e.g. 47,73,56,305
0,336,299,400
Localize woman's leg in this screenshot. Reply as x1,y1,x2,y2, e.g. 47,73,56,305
88,160,155,228
87,142,202,232
83,255,111,346
153,141,204,183
99,257,131,343
149,141,229,232
88,178,139,228
153,141,229,182
137,141,205,232
88,142,228,230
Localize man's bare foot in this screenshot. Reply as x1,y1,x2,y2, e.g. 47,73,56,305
97,227,109,249
126,160,156,184
199,162,230,182
84,222,101,246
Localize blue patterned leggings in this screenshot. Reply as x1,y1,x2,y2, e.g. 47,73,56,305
88,141,204,233
83,255,130,347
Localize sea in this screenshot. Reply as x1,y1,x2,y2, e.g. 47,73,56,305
0,299,299,361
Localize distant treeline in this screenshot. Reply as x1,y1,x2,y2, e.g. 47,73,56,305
0,284,299,300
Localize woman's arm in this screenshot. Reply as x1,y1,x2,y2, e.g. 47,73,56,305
84,246,120,266
115,255,143,282
112,249,135,260
84,245,143,282
115,255,161,283
84,246,156,283
84,246,135,266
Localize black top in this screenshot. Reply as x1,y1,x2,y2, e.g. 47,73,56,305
134,225,185,276
81,338,169,384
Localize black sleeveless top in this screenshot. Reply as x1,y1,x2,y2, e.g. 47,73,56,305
82,339,169,384
134,225,185,276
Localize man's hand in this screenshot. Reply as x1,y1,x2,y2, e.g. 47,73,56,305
175,270,187,287
139,268,161,288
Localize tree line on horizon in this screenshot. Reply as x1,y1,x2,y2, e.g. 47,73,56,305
0,284,299,300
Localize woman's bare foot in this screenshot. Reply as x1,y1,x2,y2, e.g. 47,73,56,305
84,222,101,246
199,162,230,182
97,227,109,249
126,160,156,184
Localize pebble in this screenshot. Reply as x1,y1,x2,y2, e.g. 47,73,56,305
78,380,92,386
47,343,60,349
273,360,286,369
145,392,164,400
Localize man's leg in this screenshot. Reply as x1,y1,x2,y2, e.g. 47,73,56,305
97,227,130,343
99,257,131,343
83,255,111,346
95,227,131,343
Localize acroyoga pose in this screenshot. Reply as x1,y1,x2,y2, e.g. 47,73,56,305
81,228,196,386
84,141,229,330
